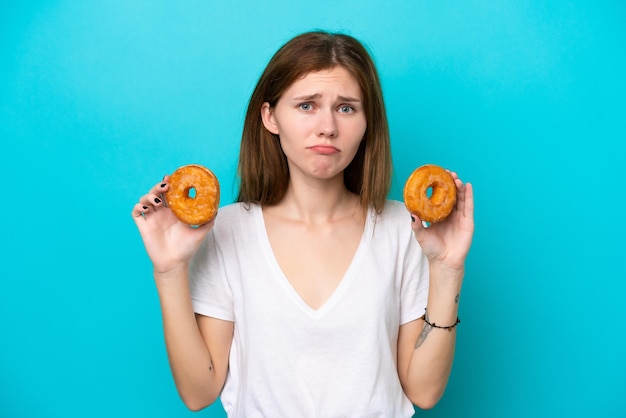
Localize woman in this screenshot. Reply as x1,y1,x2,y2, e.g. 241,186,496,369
132,31,474,417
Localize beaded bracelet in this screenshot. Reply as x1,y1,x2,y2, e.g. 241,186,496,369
420,308,461,331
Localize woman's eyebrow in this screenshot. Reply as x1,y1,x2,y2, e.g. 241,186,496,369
291,93,361,102
291,93,321,101
337,95,361,103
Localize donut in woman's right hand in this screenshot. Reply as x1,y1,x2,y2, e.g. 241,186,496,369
164,164,220,226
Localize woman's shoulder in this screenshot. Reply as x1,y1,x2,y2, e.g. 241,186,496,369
214,201,259,221
368,199,411,232
209,202,260,242
377,199,410,221
366,200,416,251
217,201,252,213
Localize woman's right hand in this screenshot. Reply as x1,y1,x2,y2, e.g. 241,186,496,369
131,176,214,275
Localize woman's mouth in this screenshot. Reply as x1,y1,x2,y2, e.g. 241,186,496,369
308,145,339,155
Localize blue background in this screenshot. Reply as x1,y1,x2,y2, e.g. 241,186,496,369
1,1,624,417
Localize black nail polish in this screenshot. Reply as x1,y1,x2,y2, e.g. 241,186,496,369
411,216,416,223
143,206,148,210
161,183,166,188
155,198,161,204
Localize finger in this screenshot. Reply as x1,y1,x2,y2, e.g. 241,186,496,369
409,212,430,237
131,202,151,220
154,177,170,207
463,182,474,220
139,192,165,209
151,180,169,196
455,181,466,213
159,183,170,208
446,169,465,211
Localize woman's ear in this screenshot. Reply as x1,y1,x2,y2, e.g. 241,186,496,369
261,102,279,135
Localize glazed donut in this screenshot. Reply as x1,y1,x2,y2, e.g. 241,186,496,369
403,164,457,223
165,164,220,225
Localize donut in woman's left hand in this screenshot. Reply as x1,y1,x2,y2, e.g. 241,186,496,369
403,164,457,223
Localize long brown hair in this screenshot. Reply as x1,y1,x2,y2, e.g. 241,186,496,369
236,31,392,214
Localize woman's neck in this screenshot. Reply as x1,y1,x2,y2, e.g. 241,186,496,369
267,175,361,225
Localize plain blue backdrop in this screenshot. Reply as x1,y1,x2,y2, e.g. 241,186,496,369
1,1,624,417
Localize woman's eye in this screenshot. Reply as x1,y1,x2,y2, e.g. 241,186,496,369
299,103,312,111
339,105,354,113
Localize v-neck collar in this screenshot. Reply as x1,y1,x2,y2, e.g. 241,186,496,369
252,203,373,319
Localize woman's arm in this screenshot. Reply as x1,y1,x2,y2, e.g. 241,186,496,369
132,178,233,410
398,175,474,409
156,266,233,410
397,264,463,409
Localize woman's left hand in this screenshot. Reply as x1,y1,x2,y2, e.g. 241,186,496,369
409,171,475,272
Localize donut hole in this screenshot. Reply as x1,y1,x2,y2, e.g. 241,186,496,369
428,181,448,205
187,187,197,199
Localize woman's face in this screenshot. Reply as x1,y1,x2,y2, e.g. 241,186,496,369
261,66,366,183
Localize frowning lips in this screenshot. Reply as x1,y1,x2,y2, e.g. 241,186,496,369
307,145,339,154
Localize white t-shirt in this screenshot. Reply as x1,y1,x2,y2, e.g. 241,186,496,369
189,200,429,417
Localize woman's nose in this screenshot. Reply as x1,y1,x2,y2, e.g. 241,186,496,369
317,110,337,138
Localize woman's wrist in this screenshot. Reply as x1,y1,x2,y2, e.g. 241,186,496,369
428,261,464,290
153,264,193,304
426,262,464,317
154,263,189,282
428,258,465,277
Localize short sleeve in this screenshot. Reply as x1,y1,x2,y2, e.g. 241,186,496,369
188,229,235,322
398,214,430,325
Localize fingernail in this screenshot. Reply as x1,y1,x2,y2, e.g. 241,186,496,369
411,216,416,223
143,206,148,210
160,183,166,188
154,198,161,204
